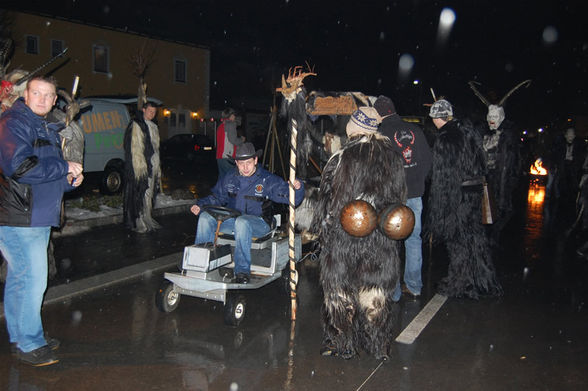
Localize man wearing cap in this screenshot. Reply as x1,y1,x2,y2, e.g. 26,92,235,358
190,142,305,283
123,101,162,233
426,99,502,299
375,96,431,301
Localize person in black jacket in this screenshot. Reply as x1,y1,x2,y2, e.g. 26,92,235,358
426,99,502,299
375,96,431,301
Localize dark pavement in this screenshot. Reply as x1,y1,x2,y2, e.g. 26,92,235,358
0,179,587,390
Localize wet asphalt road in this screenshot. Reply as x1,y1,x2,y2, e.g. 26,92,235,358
1,176,587,390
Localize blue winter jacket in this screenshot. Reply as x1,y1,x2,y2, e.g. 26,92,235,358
0,98,73,227
196,166,305,224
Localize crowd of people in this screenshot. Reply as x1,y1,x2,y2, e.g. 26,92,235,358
0,72,586,367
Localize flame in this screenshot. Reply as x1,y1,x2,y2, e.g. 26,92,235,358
529,159,547,176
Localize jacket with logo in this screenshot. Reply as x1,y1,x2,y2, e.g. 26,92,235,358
196,166,305,223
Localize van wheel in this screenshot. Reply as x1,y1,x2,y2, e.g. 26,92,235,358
101,166,123,194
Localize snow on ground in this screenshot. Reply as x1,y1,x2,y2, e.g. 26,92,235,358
56,194,194,236
64,193,194,221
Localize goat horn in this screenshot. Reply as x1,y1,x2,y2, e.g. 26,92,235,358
498,79,531,106
468,81,490,107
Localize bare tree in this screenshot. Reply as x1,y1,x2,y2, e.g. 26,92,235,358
128,40,157,110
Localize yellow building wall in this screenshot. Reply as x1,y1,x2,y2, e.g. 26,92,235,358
6,11,210,139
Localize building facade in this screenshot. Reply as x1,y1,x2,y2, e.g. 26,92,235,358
4,10,210,139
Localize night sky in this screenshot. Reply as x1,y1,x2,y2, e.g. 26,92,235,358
2,0,587,132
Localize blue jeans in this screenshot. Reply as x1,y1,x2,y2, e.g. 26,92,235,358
195,211,269,275
393,197,423,301
0,226,51,352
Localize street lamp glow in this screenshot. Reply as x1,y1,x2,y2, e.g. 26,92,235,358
413,80,420,85
538,128,544,133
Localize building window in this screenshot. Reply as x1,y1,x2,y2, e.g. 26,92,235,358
51,39,65,57
178,113,186,128
25,35,39,55
174,58,187,83
93,44,109,74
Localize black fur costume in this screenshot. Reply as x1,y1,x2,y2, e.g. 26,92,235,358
427,119,502,299
480,119,522,238
311,132,407,359
123,110,161,232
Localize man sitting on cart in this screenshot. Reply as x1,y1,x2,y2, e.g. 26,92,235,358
190,142,305,284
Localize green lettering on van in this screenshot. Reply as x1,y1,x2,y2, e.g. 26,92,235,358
92,133,124,150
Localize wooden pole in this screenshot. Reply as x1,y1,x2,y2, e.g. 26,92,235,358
288,118,299,320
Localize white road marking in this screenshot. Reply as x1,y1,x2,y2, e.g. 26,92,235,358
395,293,448,344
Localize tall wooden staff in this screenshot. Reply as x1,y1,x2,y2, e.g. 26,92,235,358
276,65,316,320
287,117,299,318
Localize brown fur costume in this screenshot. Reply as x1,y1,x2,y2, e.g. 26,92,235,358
311,132,407,359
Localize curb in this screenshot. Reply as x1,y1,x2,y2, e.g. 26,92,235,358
0,252,180,320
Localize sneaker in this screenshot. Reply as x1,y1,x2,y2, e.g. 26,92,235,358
11,336,60,356
17,345,59,367
233,273,250,284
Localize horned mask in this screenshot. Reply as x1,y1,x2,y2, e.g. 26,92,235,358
486,105,505,130
469,80,531,130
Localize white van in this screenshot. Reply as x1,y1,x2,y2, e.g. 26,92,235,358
74,96,162,194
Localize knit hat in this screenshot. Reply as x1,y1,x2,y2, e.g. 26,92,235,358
346,107,381,137
429,99,453,118
374,95,396,117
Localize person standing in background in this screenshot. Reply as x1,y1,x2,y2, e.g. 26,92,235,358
216,108,244,179
375,95,432,301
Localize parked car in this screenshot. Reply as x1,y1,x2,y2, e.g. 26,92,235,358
160,133,215,165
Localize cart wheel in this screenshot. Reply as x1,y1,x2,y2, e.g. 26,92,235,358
156,281,181,313
224,294,246,326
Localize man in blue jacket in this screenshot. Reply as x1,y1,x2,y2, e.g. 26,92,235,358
0,76,83,366
190,142,304,283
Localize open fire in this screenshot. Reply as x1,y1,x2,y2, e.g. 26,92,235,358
529,158,547,176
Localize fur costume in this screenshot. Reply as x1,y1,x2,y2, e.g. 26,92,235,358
479,118,522,237
426,119,502,299
469,80,530,238
311,132,407,359
123,110,161,232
